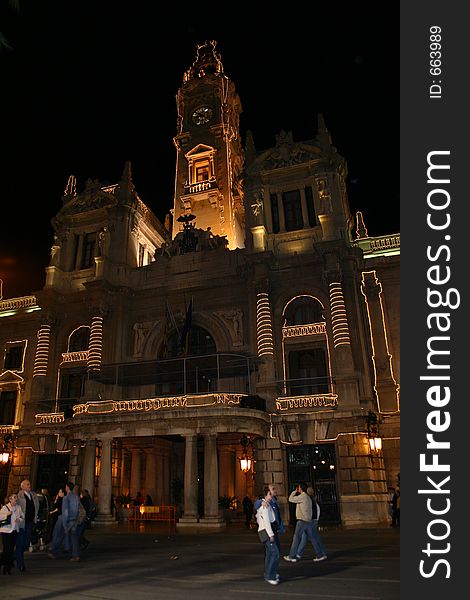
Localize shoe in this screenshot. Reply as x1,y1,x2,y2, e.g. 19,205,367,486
283,555,297,562
70,557,80,562
313,555,327,562
47,552,56,559
295,554,302,560
265,579,279,585
275,574,280,581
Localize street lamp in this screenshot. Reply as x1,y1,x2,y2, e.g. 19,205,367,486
0,432,15,464
239,435,254,473
366,410,382,456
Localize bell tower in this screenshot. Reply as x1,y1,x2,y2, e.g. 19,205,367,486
172,41,245,249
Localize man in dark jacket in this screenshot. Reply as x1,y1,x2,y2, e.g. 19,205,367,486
16,480,39,571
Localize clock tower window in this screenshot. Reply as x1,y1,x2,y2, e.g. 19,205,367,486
195,161,210,182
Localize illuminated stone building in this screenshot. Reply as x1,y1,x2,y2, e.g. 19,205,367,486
0,41,400,528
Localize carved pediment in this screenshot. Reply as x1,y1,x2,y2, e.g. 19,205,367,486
0,370,24,387
186,144,215,158
249,131,322,172
59,179,117,216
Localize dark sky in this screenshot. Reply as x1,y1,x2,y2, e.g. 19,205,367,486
0,3,399,299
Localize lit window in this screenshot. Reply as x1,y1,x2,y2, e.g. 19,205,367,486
195,162,210,182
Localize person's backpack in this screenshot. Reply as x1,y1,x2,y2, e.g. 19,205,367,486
77,501,88,525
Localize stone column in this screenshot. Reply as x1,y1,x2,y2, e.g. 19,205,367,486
200,434,224,527
129,448,141,498
145,449,157,503
81,440,96,498
95,437,115,524
179,435,199,523
155,452,164,505
162,450,170,505
119,449,128,495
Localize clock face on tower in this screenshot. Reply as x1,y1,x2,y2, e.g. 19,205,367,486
192,106,213,126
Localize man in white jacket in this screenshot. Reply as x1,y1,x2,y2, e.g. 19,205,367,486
256,485,281,585
283,482,327,563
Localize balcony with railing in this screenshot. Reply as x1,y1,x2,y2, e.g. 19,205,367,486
35,353,265,423
183,178,218,195
276,376,338,412
354,233,400,258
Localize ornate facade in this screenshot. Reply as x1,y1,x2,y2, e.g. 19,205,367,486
0,41,400,529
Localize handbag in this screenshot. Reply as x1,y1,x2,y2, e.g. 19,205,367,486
0,513,12,527
257,528,270,543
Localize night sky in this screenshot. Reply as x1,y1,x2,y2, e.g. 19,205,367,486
0,3,399,299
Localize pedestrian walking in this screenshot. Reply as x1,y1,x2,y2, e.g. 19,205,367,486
256,485,281,585
48,482,81,561
295,486,327,560
1,493,24,574
16,479,40,571
283,482,327,563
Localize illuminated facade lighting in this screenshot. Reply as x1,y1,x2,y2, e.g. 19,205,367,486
33,325,51,377
256,293,274,356
87,316,103,372
329,282,351,347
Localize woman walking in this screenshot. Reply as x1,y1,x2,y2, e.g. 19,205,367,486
0,494,24,574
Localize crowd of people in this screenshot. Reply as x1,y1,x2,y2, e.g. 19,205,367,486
2,479,394,585
0,479,96,575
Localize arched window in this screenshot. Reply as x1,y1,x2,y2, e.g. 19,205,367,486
284,296,324,326
68,327,90,352
164,326,216,358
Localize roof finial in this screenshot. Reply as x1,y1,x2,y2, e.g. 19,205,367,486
316,113,332,147
356,211,369,239
245,130,257,165
121,161,135,191
63,175,77,198
184,40,224,81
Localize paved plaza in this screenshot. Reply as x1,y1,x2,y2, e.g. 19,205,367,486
1,523,400,600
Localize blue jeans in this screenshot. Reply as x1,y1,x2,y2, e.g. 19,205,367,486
263,539,280,581
50,516,80,558
15,521,34,568
288,520,326,558
296,519,326,557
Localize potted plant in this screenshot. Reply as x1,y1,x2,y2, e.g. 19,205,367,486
218,495,239,523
